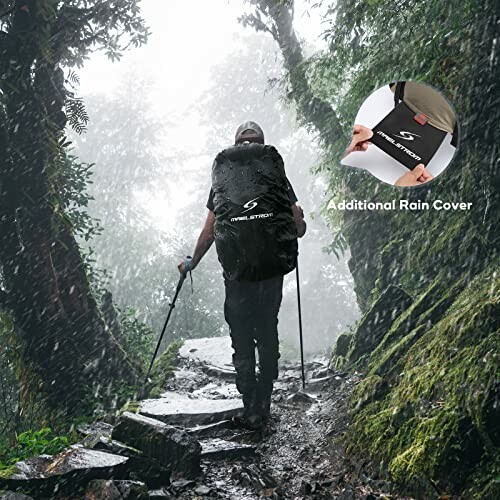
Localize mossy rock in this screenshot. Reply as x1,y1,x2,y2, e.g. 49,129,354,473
334,333,352,358
0,468,16,481
365,276,470,385
345,285,413,368
147,340,183,398
349,374,388,412
330,333,353,370
346,270,499,496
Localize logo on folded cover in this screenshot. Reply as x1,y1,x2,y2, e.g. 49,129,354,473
375,130,422,162
392,131,421,141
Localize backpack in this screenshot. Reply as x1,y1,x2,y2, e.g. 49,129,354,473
211,143,298,282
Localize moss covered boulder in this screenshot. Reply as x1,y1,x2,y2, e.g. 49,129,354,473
332,285,413,370
346,271,499,497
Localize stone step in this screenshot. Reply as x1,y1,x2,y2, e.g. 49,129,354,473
200,438,256,461
112,412,201,478
0,445,129,497
190,382,240,399
91,439,170,488
139,392,243,426
178,337,233,370
186,419,235,439
148,488,174,499
201,364,236,381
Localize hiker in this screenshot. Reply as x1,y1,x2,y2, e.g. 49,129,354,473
344,124,434,186
178,121,306,429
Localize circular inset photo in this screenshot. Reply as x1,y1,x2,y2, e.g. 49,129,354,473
341,81,459,187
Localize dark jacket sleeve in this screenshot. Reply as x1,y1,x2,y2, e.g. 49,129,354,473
206,188,215,211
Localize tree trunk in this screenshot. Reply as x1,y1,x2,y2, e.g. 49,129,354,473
242,0,347,146
0,0,140,417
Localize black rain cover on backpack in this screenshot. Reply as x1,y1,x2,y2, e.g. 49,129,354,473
212,143,298,282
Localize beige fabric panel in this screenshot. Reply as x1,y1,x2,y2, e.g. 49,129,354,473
391,82,456,133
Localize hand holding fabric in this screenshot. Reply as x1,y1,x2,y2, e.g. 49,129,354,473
395,164,434,186
343,124,374,157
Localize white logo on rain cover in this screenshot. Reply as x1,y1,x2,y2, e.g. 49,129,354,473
241,197,259,213
393,131,421,141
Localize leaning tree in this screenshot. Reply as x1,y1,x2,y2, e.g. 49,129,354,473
0,0,149,417
239,0,346,147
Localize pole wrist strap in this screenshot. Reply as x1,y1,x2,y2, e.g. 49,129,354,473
185,256,193,293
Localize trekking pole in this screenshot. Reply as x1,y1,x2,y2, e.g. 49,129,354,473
296,256,306,389
144,257,191,385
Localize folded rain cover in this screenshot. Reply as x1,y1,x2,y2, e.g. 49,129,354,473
370,101,447,169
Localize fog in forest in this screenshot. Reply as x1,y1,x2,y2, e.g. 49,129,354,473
70,0,359,359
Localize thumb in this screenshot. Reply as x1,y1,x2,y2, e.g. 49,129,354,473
411,164,425,180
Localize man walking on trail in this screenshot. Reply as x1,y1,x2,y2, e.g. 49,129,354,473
178,121,306,429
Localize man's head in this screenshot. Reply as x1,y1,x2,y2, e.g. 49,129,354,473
235,121,264,145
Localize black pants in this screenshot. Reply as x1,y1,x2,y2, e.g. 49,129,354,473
224,276,283,402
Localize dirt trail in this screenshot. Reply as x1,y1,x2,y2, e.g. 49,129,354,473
152,337,412,499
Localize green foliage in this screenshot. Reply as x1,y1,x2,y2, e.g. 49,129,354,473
117,340,183,408
48,1,150,67
66,96,89,134
0,428,73,471
148,340,183,398
53,148,102,241
118,307,155,368
119,400,141,415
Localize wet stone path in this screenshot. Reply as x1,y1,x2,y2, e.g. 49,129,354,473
0,337,412,499
139,337,408,499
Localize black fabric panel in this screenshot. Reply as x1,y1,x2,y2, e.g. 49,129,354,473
207,177,297,211
371,102,447,169
212,143,298,282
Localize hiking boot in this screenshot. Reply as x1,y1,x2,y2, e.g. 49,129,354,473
256,378,273,418
231,413,264,430
241,388,258,415
231,388,265,430
249,393,271,419
259,392,272,418
245,414,264,430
